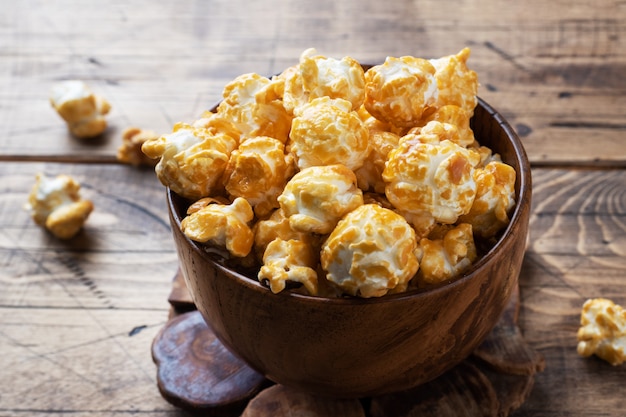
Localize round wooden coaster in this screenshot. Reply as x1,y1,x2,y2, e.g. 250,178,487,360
151,310,269,415
241,384,366,417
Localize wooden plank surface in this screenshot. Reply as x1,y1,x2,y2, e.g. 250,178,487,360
1,0,625,415
1,0,625,165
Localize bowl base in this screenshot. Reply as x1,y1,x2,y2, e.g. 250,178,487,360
151,268,544,415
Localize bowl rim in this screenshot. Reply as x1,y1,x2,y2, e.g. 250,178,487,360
168,96,531,306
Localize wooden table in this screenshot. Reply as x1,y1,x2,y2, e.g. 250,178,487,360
1,0,625,415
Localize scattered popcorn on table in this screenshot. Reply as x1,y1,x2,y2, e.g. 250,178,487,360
577,298,626,366
25,173,93,239
50,80,111,138
117,127,159,167
148,48,518,298
321,204,419,298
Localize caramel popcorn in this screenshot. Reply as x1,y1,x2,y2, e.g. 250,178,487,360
429,48,478,117
577,298,626,366
117,127,159,167
321,204,419,298
383,137,481,224
282,48,366,113
258,238,319,295
415,223,477,285
181,197,254,258
222,136,295,218
141,122,237,200
25,173,93,239
217,72,292,143
253,208,315,260
50,80,111,138
150,48,518,298
278,164,363,234
289,97,370,170
364,56,438,128
459,161,516,239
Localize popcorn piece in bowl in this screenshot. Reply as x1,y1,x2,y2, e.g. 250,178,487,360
289,97,370,170
217,73,292,143
181,197,254,258
141,123,238,200
222,136,295,218
383,137,481,225
429,48,478,117
414,223,477,286
364,56,437,128
459,160,516,239
321,204,419,298
25,173,93,239
282,48,366,113
417,104,476,147
278,164,363,235
253,208,316,261
117,127,159,167
577,298,626,366
258,238,319,295
354,129,401,194
50,80,111,138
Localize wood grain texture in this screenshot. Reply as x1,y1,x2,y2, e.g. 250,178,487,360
1,0,625,415
1,0,624,165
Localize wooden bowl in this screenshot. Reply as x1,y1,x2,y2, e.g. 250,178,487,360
167,97,532,398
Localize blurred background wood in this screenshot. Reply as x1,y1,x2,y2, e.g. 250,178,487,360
1,0,625,415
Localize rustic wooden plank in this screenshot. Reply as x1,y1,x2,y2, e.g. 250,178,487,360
0,162,178,310
0,307,177,415
514,168,626,415
1,0,624,164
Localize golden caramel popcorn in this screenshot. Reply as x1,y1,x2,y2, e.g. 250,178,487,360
459,161,516,239
25,173,93,239
117,127,159,167
278,164,363,234
258,238,319,295
429,48,478,117
321,204,419,298
222,136,295,218
354,129,400,193
577,298,626,366
282,48,366,114
147,47,518,298
418,105,476,147
50,80,111,138
193,110,242,141
364,56,437,128
181,197,254,258
141,122,237,200
415,223,477,285
289,97,369,170
253,208,316,260
383,137,481,224
217,73,292,143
